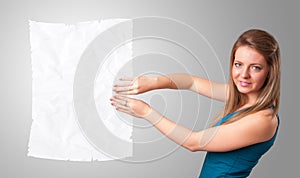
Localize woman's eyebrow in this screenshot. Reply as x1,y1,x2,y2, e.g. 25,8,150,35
234,59,264,66
233,59,243,63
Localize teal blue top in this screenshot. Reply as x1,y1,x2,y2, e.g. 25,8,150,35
199,106,279,178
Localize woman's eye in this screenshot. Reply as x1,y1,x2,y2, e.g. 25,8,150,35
252,66,262,71
234,63,241,67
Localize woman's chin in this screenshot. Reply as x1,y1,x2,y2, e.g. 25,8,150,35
237,87,252,94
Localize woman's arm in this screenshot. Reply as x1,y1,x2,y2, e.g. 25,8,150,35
144,107,277,152
185,109,277,152
162,74,228,102
113,73,228,102
110,96,278,152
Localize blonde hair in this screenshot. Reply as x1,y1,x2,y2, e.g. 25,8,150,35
213,29,281,125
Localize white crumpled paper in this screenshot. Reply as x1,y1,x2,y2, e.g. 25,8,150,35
28,19,133,161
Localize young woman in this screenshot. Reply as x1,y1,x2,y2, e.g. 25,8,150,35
110,29,280,177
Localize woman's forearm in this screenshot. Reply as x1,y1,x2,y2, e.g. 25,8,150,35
156,74,227,102
144,108,203,152
156,73,194,90
110,95,213,152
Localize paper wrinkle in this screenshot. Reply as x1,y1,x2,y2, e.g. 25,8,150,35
73,20,133,159
28,19,133,161
94,42,133,141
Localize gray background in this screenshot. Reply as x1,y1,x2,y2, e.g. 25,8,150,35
0,0,299,177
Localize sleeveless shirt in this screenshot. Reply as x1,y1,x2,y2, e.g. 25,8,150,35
199,106,279,178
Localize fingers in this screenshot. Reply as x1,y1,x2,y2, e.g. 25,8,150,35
113,80,132,87
115,107,135,116
113,86,132,92
113,86,138,95
110,95,152,118
110,95,128,107
118,77,134,81
110,95,137,116
113,78,138,95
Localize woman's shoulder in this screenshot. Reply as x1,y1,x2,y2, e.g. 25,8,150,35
239,107,276,124
237,107,278,141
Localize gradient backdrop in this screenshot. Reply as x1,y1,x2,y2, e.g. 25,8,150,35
0,0,299,177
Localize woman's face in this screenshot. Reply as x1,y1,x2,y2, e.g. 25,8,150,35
232,46,269,98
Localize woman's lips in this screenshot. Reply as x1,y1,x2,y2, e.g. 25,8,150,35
240,81,251,87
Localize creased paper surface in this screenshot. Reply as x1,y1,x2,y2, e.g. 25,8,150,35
28,19,133,161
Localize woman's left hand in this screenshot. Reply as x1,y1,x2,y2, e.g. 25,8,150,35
110,95,152,118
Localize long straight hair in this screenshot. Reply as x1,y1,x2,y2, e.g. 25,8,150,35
214,29,281,125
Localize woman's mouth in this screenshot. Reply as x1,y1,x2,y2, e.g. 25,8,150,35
240,81,251,87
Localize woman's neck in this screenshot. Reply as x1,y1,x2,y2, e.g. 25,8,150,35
239,93,258,109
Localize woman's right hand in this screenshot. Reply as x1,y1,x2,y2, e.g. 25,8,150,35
113,76,157,95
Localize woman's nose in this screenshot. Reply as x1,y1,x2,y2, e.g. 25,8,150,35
241,67,250,78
